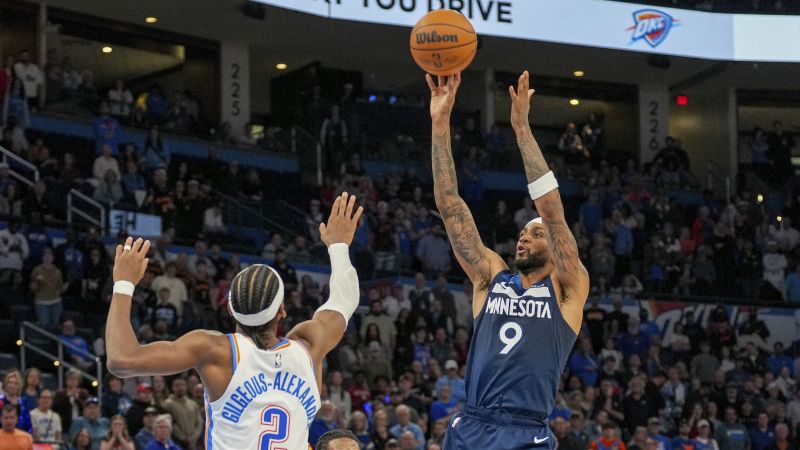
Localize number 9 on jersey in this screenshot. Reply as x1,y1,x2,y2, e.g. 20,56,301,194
499,322,523,355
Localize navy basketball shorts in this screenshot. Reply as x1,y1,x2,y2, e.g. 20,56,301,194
443,406,556,450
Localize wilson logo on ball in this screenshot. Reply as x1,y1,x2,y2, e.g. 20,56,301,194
416,31,459,45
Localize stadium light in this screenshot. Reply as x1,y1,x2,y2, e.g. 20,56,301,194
16,339,22,346
573,70,585,77
276,63,288,70
53,360,60,367
102,46,113,54
569,98,580,106
778,216,783,222
145,17,158,24
91,380,99,387
757,193,764,203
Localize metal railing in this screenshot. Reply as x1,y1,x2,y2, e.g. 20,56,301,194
0,145,39,187
67,189,106,231
19,321,104,407
706,161,731,200
288,126,324,186
213,190,298,239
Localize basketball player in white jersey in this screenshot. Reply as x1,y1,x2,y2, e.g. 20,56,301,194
106,193,364,450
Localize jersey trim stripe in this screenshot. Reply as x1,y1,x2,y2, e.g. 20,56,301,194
292,339,315,372
205,392,214,450
228,334,239,372
270,338,290,351
233,334,241,365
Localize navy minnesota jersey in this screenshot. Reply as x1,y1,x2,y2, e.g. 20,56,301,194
465,270,577,414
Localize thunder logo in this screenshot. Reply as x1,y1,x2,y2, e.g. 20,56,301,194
627,9,680,48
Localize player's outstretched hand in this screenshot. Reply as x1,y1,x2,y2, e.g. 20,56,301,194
509,70,535,131
427,72,461,125
320,192,364,247
113,237,150,284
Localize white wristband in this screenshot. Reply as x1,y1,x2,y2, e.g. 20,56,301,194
113,281,135,297
527,171,559,200
327,243,350,259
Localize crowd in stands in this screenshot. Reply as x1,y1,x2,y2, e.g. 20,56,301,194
2,38,800,450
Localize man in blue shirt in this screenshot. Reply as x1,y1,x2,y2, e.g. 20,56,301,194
144,415,181,450
134,407,158,450
579,190,603,234
715,407,750,450
435,360,465,403
68,398,109,450
749,412,775,450
671,419,694,450
647,417,673,450
389,405,424,450
93,102,124,155
121,160,147,202
638,308,661,340
568,338,600,387
430,384,458,423
617,318,650,359
58,319,93,370
309,401,337,447
767,342,794,376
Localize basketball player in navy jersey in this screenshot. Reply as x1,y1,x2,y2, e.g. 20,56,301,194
428,70,590,450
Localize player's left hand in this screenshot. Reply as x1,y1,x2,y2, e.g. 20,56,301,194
509,70,535,131
113,237,150,284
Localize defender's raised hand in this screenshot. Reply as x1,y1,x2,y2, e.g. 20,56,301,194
509,70,535,131
427,73,461,126
113,237,150,284
319,192,364,247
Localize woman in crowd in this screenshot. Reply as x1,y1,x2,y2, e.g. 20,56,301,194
370,409,392,449
0,369,32,432
99,415,135,450
53,369,88,432
143,125,169,172
71,427,93,450
328,371,352,425
151,376,170,409
0,182,23,217
21,368,41,414
92,169,124,205
340,333,365,384
349,410,373,449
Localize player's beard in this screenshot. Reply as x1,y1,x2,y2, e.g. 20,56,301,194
514,250,548,274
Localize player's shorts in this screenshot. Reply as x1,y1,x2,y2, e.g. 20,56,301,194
442,405,556,450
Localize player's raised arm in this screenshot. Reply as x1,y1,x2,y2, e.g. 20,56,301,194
428,73,506,291
509,71,589,311
106,237,224,378
287,192,363,369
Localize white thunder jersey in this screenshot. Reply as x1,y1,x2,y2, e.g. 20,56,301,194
205,333,320,450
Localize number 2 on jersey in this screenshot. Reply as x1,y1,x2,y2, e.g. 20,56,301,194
499,322,522,355
259,406,289,450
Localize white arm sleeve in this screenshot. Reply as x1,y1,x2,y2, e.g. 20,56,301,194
317,243,359,323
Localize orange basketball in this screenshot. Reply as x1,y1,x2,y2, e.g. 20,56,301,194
410,9,477,76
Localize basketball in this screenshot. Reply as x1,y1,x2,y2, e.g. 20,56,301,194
410,9,478,76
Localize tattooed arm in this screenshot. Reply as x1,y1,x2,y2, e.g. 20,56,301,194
509,71,589,327
427,74,507,295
